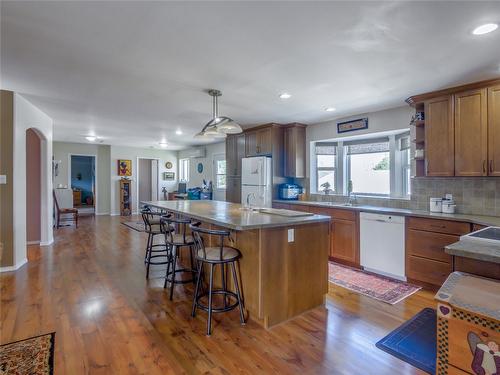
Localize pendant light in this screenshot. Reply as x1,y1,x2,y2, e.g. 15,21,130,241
194,89,243,139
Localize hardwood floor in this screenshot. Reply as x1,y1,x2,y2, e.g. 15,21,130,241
0,215,434,374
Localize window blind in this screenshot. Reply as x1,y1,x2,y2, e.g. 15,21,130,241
315,142,337,155
345,137,389,155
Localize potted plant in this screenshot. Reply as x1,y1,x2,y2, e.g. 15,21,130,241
320,181,332,195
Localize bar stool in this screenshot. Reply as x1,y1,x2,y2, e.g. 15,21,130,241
160,215,197,300
190,223,245,336
141,208,172,279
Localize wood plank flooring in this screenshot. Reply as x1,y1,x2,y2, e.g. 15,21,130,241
0,215,434,374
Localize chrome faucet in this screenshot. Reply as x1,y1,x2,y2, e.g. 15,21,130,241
245,193,255,209
346,180,357,206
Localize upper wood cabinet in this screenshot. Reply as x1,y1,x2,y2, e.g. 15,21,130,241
408,78,500,177
488,85,500,176
226,133,245,177
246,127,272,156
424,96,454,176
284,124,306,178
454,88,488,176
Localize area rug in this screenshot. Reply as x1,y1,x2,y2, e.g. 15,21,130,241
0,332,55,375
376,308,436,374
328,262,421,304
121,221,145,232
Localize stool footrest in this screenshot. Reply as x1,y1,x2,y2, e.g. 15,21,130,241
194,290,240,314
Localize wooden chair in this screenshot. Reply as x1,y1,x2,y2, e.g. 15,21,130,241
53,190,78,228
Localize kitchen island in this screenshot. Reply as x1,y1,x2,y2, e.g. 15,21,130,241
143,200,331,328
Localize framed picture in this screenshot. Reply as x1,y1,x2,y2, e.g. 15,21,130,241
118,159,132,176
337,118,368,133
163,172,175,180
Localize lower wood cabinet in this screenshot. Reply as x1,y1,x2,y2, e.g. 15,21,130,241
454,256,500,280
330,217,359,266
225,177,241,203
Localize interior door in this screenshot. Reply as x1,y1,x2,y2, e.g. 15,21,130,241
454,88,488,176
424,95,454,176
213,153,226,201
488,85,500,176
151,159,158,201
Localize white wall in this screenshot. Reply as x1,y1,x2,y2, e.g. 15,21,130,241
110,146,177,215
13,94,53,268
53,142,111,214
306,106,413,178
178,142,226,201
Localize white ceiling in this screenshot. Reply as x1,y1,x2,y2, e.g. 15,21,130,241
2,1,500,150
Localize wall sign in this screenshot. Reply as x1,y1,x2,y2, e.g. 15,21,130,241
337,118,368,134
163,172,175,180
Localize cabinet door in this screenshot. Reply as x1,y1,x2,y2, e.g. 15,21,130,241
245,131,258,157
454,88,488,176
226,177,241,203
488,85,500,176
235,133,246,176
284,125,306,178
257,128,273,155
425,95,454,176
330,218,358,265
226,135,237,176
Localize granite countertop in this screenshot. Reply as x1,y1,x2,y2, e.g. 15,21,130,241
445,240,500,264
274,200,500,227
142,200,331,231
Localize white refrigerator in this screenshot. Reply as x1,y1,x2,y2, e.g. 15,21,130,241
241,156,272,208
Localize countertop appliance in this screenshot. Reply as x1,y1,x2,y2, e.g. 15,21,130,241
241,156,272,208
279,183,302,200
360,212,406,281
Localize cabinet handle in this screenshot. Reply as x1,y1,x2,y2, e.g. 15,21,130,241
490,160,494,174
483,160,487,174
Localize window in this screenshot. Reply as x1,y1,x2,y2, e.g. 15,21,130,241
312,131,410,198
315,142,337,193
215,159,226,189
179,158,190,182
346,138,390,196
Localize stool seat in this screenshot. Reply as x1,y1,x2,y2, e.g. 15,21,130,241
169,233,194,245
197,247,240,262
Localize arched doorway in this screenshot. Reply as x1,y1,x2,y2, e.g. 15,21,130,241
26,128,44,245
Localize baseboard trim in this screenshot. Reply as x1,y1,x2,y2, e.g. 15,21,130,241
0,258,28,273
40,239,54,246
96,212,110,216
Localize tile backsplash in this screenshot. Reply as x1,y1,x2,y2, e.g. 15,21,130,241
304,177,500,217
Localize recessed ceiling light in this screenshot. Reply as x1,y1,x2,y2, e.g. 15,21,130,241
325,107,337,112
85,136,96,142
159,142,168,148
472,23,498,35
175,130,183,135
279,93,292,99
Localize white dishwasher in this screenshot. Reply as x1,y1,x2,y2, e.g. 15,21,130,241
360,212,406,281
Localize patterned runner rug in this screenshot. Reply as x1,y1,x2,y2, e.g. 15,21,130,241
0,332,55,375
329,262,421,304
121,220,145,232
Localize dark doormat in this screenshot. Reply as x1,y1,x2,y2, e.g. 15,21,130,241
0,332,55,374
376,308,436,374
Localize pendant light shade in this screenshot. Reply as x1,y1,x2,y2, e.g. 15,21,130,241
195,89,242,139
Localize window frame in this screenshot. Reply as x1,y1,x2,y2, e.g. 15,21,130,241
213,155,227,190
311,131,410,198
179,158,190,182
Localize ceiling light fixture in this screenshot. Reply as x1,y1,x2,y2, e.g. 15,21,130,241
472,23,498,35
159,142,168,148
85,136,97,142
279,92,292,99
325,107,337,112
194,89,242,140
175,130,183,135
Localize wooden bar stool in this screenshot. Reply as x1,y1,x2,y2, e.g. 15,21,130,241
141,208,172,279
160,215,197,300
190,223,245,336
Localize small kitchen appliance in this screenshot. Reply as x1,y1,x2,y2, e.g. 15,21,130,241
279,183,303,200
442,200,456,214
430,198,443,213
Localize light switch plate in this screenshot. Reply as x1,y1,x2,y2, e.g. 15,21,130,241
287,228,294,243
0,175,6,184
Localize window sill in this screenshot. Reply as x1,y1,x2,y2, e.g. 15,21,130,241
310,193,411,201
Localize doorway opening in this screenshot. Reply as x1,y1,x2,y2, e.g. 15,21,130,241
137,158,159,211
26,128,42,245
69,154,96,215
